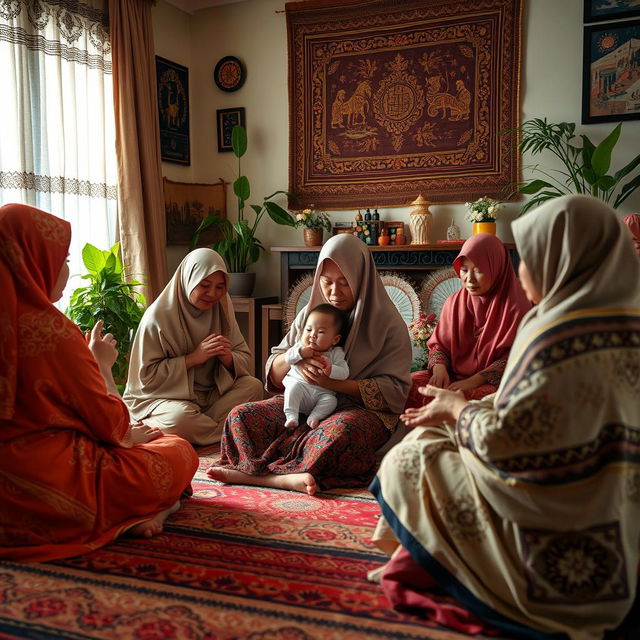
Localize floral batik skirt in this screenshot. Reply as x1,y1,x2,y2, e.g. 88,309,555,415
217,395,390,489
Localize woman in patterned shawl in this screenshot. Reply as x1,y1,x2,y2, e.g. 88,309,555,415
208,233,412,495
622,213,640,256
371,195,640,638
0,204,198,562
405,233,531,409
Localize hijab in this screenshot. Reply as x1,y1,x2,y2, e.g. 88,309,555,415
267,234,412,415
510,195,640,352
124,248,251,419
427,233,531,378
622,213,640,256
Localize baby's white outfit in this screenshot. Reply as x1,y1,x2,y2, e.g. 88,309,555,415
282,344,349,427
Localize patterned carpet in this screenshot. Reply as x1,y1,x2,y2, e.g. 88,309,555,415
0,450,494,640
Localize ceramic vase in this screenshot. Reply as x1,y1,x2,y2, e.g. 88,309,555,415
408,194,432,245
473,222,496,235
227,272,256,297
303,228,324,247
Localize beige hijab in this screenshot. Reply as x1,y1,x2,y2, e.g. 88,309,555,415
124,249,251,419
267,234,412,415
511,195,640,339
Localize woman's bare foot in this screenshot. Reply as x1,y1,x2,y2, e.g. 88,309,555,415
207,467,318,496
126,501,180,538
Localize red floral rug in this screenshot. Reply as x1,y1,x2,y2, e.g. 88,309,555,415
0,451,495,639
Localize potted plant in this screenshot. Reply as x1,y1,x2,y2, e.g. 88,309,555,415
465,196,502,234
294,205,332,246
507,118,640,214
190,125,296,296
66,242,146,392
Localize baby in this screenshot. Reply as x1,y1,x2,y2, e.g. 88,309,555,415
283,303,349,429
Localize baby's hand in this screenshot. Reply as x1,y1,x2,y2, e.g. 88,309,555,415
300,345,319,359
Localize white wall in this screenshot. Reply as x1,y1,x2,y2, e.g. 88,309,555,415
154,0,640,296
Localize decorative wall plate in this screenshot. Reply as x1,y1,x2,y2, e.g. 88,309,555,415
283,272,421,332
420,267,462,319
213,56,245,92
283,273,315,331
379,272,421,327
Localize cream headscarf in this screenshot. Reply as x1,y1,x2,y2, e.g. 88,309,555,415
124,249,251,419
509,195,640,361
267,234,412,415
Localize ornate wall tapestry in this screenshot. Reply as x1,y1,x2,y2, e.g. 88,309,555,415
286,0,523,209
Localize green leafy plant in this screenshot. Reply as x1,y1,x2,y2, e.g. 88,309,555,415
507,119,640,214
294,205,332,231
66,243,146,388
190,125,296,271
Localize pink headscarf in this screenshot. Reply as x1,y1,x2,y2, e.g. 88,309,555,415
622,214,640,256
427,233,531,379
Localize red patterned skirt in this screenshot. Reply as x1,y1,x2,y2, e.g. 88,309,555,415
217,395,390,490
404,370,497,410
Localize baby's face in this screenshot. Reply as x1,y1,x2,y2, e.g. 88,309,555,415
302,312,340,351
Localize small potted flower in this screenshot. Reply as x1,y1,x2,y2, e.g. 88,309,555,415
465,196,501,235
295,205,332,247
408,312,437,371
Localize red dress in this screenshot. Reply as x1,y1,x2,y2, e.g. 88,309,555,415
0,204,198,562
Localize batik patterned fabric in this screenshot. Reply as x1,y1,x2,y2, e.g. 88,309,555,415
372,196,640,638
286,0,522,208
0,203,198,562
217,394,390,490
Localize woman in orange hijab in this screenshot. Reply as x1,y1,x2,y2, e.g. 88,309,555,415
0,203,198,562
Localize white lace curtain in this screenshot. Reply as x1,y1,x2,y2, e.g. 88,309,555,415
0,0,118,306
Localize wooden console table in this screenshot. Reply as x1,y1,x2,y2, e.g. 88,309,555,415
271,244,518,304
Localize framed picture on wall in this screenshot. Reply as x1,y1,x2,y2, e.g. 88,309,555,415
582,19,640,123
216,107,246,152
584,0,640,23
156,56,190,165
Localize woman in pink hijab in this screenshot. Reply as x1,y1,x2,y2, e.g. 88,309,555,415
405,234,531,408
622,214,640,255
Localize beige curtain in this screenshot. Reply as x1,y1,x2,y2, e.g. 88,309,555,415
109,0,166,302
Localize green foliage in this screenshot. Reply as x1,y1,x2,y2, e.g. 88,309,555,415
66,243,146,388
189,125,295,272
506,118,640,214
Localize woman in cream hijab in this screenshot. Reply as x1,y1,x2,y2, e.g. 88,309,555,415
124,249,263,445
371,195,640,638
208,234,413,494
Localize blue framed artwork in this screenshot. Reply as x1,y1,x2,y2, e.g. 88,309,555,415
216,107,245,152
584,0,640,23
582,19,640,123
156,56,190,165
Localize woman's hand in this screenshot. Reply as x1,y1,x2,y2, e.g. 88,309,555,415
430,364,450,388
88,320,118,370
187,333,232,368
298,356,330,384
401,384,467,428
131,424,163,444
448,374,484,392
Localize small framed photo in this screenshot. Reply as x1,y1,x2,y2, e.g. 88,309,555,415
582,20,640,123
584,0,640,23
216,107,245,152
332,221,353,235
384,221,405,244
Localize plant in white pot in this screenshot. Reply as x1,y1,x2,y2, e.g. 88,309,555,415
190,125,295,296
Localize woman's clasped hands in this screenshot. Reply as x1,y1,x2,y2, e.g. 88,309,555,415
190,333,233,368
